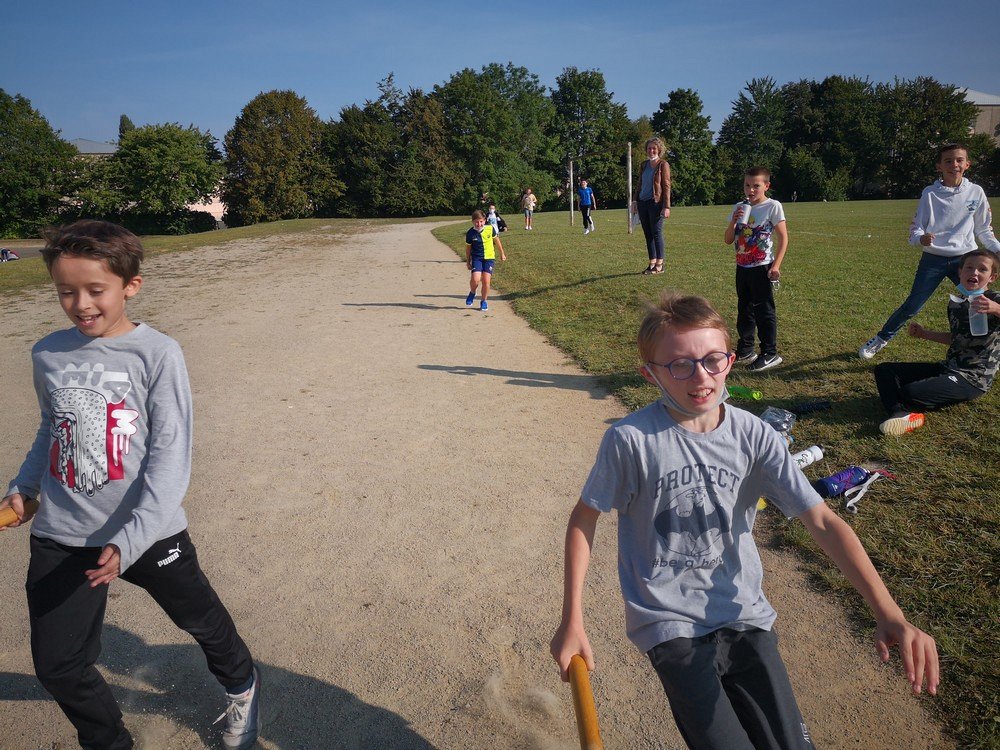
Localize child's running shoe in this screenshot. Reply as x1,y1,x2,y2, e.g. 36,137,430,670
480,300,488,311
879,412,925,436
859,334,888,360
747,354,782,371
735,351,757,364
465,292,476,307
216,667,261,749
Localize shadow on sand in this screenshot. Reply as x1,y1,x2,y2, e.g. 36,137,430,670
419,363,610,400
0,626,435,750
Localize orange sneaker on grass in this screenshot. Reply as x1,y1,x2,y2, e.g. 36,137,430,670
879,412,925,436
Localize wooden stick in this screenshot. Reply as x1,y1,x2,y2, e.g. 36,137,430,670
568,654,604,750
0,498,39,528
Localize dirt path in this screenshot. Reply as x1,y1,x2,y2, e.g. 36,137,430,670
0,223,949,749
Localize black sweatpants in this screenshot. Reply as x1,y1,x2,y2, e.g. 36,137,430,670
735,264,777,357
580,205,594,230
648,628,813,750
873,361,984,414
27,529,254,750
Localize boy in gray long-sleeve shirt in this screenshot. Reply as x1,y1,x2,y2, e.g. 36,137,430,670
1,221,260,750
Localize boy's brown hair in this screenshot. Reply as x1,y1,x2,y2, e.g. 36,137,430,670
638,291,732,361
745,166,771,181
960,249,999,276
471,209,486,221
936,142,968,162
42,220,143,282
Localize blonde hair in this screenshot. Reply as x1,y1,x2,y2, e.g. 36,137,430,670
637,292,731,362
644,137,666,157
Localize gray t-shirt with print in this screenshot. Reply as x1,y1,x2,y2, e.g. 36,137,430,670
581,401,822,653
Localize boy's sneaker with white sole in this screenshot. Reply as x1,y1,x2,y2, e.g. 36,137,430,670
216,667,261,749
859,335,888,360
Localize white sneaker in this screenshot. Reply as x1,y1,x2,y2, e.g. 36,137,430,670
215,668,261,749
583,228,590,235
858,335,888,360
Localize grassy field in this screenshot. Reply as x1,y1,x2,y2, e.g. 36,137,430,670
435,200,999,749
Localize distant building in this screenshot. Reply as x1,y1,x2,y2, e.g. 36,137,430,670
68,138,117,157
963,89,1000,145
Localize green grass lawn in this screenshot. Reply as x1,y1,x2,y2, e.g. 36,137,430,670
435,201,999,749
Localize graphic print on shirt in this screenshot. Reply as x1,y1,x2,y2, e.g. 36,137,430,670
48,363,139,496
654,485,731,559
735,215,773,266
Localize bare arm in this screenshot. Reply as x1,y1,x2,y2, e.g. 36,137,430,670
769,220,788,279
908,322,951,345
550,500,601,681
798,503,939,695
724,207,740,245
494,235,506,261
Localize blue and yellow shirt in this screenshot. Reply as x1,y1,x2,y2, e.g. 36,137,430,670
466,224,497,260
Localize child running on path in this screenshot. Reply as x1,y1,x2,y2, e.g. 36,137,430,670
874,249,1000,435
551,292,938,750
860,143,1000,360
1,220,261,750
465,209,506,312
724,166,788,371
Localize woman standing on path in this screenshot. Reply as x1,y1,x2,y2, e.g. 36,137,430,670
632,137,672,275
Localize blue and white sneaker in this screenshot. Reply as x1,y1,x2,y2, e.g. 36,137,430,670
465,292,476,307
216,667,261,749
480,300,488,311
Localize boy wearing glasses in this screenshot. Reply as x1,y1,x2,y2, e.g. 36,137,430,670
550,292,938,749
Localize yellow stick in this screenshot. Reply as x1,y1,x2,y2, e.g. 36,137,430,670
0,498,39,528
568,654,604,750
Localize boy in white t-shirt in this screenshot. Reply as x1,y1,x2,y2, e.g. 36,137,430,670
724,166,788,371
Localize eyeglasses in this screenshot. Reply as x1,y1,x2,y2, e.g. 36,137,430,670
646,352,732,380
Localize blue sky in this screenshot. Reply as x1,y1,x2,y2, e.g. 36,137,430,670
3,0,998,145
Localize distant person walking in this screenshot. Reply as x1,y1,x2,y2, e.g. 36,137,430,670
631,137,671,275
521,189,538,230
578,179,597,235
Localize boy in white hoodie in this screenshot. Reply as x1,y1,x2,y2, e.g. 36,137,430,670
859,143,1000,359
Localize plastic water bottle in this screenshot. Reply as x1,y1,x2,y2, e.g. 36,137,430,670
728,385,763,400
969,294,989,336
791,445,823,469
812,466,869,498
734,200,752,226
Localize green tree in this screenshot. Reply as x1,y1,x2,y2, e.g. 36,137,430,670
73,124,223,234
435,63,560,210
650,88,720,205
875,77,980,197
0,89,77,237
223,90,342,225
326,76,465,217
716,77,787,197
550,67,631,203
778,146,827,201
118,114,136,141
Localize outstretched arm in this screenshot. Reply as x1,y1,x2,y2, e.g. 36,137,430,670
908,322,951,345
798,503,939,695
550,500,601,682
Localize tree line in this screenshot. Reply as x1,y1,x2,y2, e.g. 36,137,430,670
2,65,998,237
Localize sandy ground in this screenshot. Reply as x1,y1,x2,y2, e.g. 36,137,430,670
0,222,950,749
